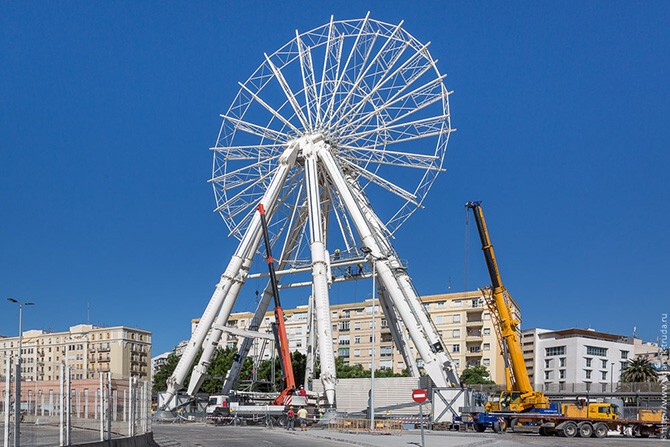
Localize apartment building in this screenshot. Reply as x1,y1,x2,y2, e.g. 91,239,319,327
192,290,520,384
0,324,152,380
522,327,632,391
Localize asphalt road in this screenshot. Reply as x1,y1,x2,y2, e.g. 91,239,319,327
152,423,670,447
152,423,350,447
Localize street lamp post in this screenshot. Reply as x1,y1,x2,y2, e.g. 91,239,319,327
610,362,614,392
370,259,376,431
7,298,35,447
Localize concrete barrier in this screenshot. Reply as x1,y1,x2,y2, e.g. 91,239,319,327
73,432,158,447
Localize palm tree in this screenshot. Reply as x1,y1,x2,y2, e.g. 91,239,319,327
620,358,658,383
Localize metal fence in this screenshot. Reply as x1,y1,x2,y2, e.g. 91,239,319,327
1,361,151,447
328,417,404,434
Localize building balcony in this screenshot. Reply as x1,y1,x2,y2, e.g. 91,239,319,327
97,357,110,363
466,332,483,341
98,346,111,352
466,319,483,327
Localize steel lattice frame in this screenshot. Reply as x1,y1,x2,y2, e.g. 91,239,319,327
165,14,457,409
211,15,452,263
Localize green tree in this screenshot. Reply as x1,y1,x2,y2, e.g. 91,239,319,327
620,358,658,383
153,352,180,393
200,348,238,394
459,365,495,385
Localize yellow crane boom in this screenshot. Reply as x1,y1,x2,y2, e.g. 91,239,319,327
466,201,549,412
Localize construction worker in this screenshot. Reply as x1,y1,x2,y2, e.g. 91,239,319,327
357,263,364,276
297,406,308,431
286,406,296,431
333,248,341,260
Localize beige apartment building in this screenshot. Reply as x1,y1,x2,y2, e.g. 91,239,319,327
0,324,152,380
193,290,520,385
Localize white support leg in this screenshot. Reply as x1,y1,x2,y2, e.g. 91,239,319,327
303,143,337,405
377,288,420,377
187,249,257,396
163,143,299,407
303,291,316,390
345,166,459,384
319,144,458,388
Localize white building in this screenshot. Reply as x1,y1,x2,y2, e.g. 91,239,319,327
522,327,632,392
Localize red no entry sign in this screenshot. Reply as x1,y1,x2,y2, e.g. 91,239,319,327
412,389,427,403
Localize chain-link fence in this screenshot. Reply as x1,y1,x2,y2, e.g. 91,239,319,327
1,361,151,447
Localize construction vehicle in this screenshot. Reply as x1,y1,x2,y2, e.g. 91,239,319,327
257,203,298,406
204,204,306,425
463,201,669,438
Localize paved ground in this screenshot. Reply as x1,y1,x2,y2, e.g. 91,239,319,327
0,421,122,446
153,422,670,447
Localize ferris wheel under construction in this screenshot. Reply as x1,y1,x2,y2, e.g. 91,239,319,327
163,13,458,407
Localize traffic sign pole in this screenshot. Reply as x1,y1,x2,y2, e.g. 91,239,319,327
419,401,425,447
412,389,427,447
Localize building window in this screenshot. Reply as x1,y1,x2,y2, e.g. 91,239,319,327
354,322,361,330
601,359,608,369
354,349,361,357
453,314,461,323
586,346,607,356
437,301,445,308
545,346,566,356
452,344,460,353
544,371,550,380
601,371,607,380
338,348,350,357
585,357,592,367
621,350,629,360
435,315,444,324
483,313,490,320
559,370,565,379
354,337,361,344
482,358,490,367
545,359,551,368
452,329,460,338
338,336,350,345
559,358,566,368
483,343,490,351
483,328,491,335
338,321,350,332
585,370,592,379
620,361,628,370
380,346,393,357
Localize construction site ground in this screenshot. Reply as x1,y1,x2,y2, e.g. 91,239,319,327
153,422,670,447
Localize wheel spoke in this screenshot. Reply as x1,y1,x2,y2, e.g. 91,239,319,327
237,82,302,134
220,114,289,142
264,53,310,129
339,157,420,206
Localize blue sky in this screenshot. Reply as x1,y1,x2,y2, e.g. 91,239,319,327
1,2,668,355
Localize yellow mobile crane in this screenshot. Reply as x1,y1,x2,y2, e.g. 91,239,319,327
465,201,550,413
464,202,668,438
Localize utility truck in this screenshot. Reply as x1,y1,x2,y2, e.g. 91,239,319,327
461,201,669,438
